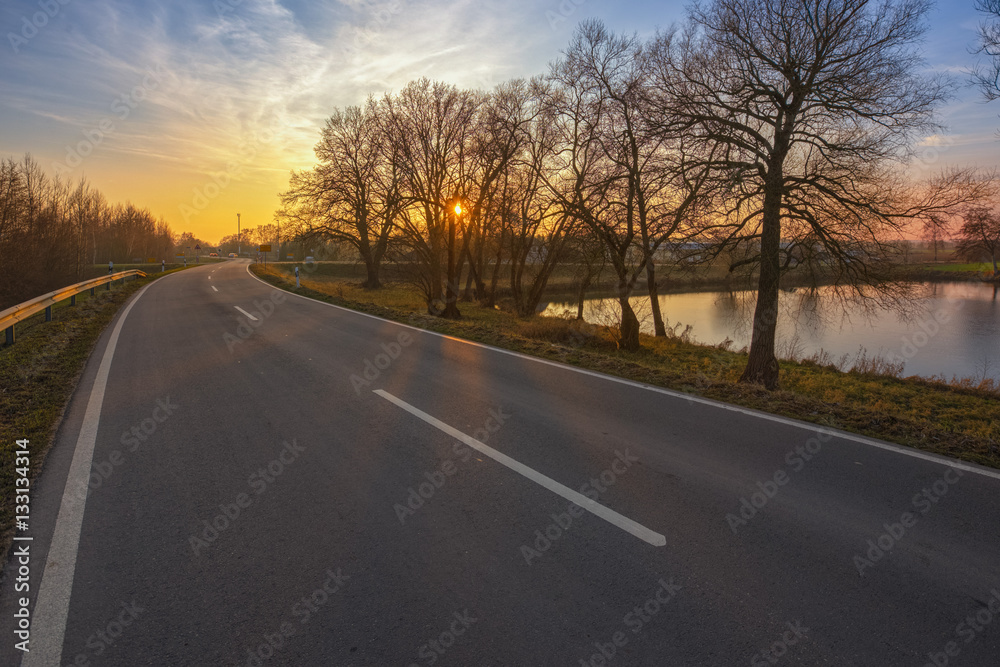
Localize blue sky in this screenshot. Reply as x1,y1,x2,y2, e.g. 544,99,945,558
0,0,997,241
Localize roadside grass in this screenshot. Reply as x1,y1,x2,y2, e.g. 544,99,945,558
253,263,1000,470
0,267,188,561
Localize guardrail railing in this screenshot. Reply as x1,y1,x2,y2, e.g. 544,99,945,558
1,270,147,346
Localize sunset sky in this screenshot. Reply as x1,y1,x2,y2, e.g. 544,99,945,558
2,0,998,245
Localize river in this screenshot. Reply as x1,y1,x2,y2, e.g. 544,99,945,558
540,281,1000,383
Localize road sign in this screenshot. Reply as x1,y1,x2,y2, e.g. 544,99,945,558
259,244,272,252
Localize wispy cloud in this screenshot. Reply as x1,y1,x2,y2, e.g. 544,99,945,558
1,0,998,241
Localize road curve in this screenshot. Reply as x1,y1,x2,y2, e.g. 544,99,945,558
3,259,999,666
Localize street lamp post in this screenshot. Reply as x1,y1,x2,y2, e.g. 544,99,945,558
237,213,241,257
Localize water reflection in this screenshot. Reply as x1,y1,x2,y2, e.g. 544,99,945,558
540,282,1000,382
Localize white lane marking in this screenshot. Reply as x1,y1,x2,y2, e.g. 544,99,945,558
208,276,212,280
245,266,1000,481
22,282,157,667
212,286,218,292
234,306,258,321
374,389,666,547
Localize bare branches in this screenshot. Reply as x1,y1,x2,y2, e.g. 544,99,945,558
955,203,1000,273
276,100,401,288
640,0,951,388
973,0,1000,104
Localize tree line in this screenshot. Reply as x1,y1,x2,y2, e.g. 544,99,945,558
278,1,994,389
0,155,174,310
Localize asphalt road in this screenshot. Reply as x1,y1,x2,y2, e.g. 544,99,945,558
3,259,1000,666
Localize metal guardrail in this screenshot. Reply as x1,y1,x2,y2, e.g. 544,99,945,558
1,270,147,345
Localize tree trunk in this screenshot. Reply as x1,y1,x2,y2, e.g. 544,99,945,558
646,260,666,336
363,261,382,289
618,294,640,351
575,268,594,320
484,248,502,308
441,213,462,319
739,194,782,389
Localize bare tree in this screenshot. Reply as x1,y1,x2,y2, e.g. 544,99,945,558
921,214,950,262
973,0,1000,107
544,33,648,349
0,154,174,308
276,102,401,288
381,79,480,317
647,0,958,388
493,80,578,317
547,22,712,349
956,205,1000,274
455,80,537,304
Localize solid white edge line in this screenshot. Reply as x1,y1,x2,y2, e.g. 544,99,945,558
245,265,1000,482
374,389,666,547
234,306,258,321
22,280,158,666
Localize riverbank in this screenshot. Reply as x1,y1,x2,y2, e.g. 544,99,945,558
251,263,1000,470
895,263,999,284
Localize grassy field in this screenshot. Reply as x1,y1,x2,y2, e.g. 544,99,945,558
921,262,995,273
0,267,189,560
252,262,1000,471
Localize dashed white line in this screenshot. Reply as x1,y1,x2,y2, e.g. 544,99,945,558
234,306,258,321
374,389,666,547
245,265,1000,481
212,286,218,292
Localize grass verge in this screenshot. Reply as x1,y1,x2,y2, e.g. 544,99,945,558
0,267,189,562
252,263,1000,471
